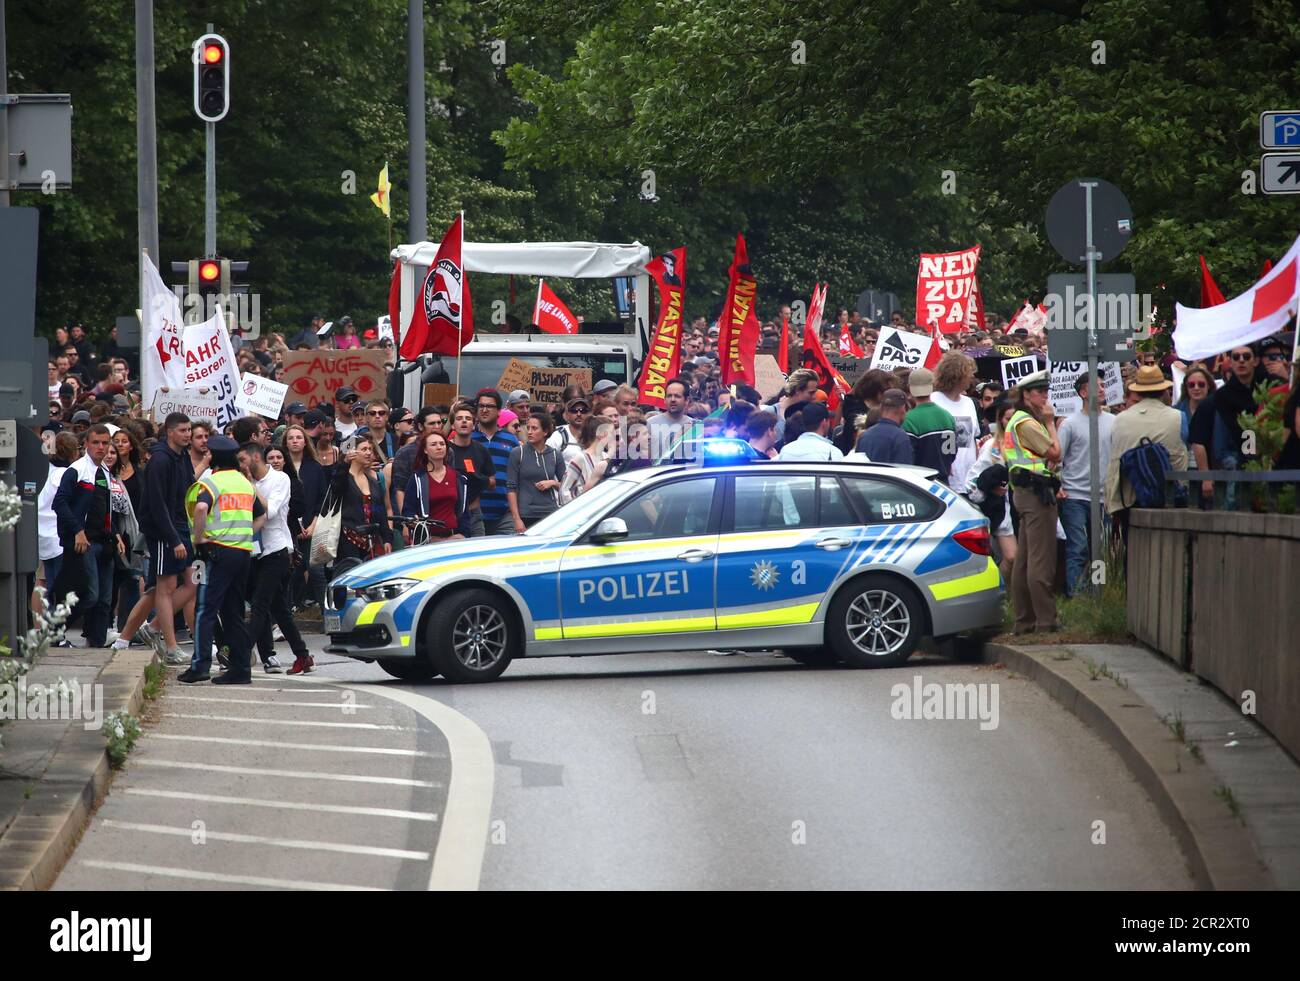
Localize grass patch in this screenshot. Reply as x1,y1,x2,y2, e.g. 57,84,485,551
1162,710,1187,743
1214,784,1242,820
1057,570,1129,642
142,661,165,701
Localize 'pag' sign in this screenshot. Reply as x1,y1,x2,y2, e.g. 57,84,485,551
869,326,934,371
279,349,388,409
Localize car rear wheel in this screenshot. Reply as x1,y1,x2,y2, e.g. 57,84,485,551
827,574,924,668
376,657,438,681
427,588,517,683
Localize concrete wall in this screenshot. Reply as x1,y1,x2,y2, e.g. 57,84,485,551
1129,510,1300,761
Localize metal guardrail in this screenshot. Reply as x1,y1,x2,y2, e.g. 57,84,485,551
1163,469,1300,513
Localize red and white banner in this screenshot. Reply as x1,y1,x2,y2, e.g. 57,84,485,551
401,212,474,359
915,245,982,334
141,252,186,408
180,309,241,429
1175,231,1300,360
636,247,687,409
838,321,865,357
869,325,941,373
533,279,579,334
1005,299,1048,336
718,233,761,387
798,290,848,411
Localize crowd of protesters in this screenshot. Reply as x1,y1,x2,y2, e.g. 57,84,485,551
32,306,1300,660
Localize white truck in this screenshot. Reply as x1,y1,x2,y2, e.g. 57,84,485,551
390,240,652,411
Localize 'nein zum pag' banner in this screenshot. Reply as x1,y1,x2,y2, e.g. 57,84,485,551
718,233,760,387
636,247,687,409
915,245,982,334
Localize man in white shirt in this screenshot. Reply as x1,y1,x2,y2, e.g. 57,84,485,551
647,378,693,460
777,403,845,462
1056,374,1116,598
332,387,360,441
547,395,590,467
238,441,311,674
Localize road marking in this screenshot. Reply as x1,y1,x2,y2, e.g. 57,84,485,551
166,694,373,709
149,733,446,758
98,820,430,861
181,686,338,694
162,712,414,731
342,683,494,892
124,788,439,822
79,860,386,891
132,758,440,788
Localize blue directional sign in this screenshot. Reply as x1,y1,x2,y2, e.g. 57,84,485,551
1261,111,1300,149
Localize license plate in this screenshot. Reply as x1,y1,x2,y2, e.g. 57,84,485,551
324,614,341,633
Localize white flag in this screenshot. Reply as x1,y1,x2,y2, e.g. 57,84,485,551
141,252,187,408
180,310,241,429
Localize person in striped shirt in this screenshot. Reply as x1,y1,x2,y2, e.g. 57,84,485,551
469,387,521,535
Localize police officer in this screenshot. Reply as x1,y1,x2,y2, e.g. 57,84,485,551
178,436,266,685
1003,370,1062,634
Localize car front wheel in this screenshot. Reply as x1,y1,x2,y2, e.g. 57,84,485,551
827,575,924,668
376,657,438,681
427,588,518,683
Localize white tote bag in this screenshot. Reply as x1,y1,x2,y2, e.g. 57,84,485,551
310,488,342,565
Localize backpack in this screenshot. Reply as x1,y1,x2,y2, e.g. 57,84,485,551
1119,437,1179,508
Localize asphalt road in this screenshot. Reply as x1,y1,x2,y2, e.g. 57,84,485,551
56,640,1194,891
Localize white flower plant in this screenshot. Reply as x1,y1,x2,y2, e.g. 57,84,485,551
0,482,21,534
0,587,77,754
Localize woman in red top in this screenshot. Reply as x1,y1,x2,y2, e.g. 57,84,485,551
402,431,468,545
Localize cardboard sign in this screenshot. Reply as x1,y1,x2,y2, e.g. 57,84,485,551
421,383,459,409
234,373,289,420
829,355,871,385
150,387,225,425
279,349,388,409
494,358,593,407
753,354,785,400
1049,360,1124,414
1000,355,1040,389
869,325,934,372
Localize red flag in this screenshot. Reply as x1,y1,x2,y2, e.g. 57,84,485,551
1199,254,1226,307
915,245,982,334
1262,258,1274,277
838,320,865,357
387,260,402,352
636,247,687,409
718,233,761,387
401,213,474,359
777,313,790,373
533,279,579,334
799,284,848,410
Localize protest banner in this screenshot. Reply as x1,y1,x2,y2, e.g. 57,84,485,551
234,373,289,419
995,343,1027,358
150,387,224,424
1000,355,1040,389
915,246,982,334
637,247,687,408
181,312,241,428
830,355,871,385
533,279,580,334
141,252,186,408
718,234,760,386
280,349,389,410
753,354,785,400
869,325,936,372
495,358,592,408
1049,360,1124,414
422,383,459,408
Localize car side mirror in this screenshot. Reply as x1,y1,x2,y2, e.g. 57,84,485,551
590,517,629,544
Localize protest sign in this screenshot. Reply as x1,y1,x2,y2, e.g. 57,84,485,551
181,312,241,428
637,247,687,408
830,355,871,385
422,383,459,409
753,354,785,400
915,246,982,334
234,373,289,419
995,343,1026,358
1000,355,1040,389
150,387,224,424
1049,360,1124,414
279,349,389,409
141,253,186,409
495,358,593,408
869,325,935,372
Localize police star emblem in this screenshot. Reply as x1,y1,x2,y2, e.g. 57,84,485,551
750,559,779,591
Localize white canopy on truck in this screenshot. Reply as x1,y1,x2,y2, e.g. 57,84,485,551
391,240,651,279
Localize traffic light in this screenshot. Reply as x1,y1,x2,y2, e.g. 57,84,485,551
193,33,230,123
193,257,226,298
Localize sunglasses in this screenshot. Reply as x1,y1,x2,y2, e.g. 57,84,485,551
367,408,389,416
568,406,590,414
1229,353,1255,362
1185,381,1208,389
1264,352,1287,361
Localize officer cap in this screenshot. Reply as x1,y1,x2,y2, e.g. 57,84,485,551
208,435,241,455
1017,369,1051,391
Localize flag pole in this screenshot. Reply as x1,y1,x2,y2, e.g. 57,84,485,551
454,210,464,397
534,278,543,327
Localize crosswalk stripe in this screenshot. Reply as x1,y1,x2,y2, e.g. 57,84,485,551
79,860,386,891
98,820,430,861
123,788,439,821
132,757,440,788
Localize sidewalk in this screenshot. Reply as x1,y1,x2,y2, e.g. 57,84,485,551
988,640,1299,890
0,646,155,890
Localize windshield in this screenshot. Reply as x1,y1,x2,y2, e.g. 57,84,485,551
444,353,629,402
522,477,634,538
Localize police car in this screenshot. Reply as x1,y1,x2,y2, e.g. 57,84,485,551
324,456,1004,682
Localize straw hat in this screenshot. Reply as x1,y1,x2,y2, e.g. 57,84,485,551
1128,364,1172,392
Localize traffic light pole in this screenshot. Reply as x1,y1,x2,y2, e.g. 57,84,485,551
136,0,159,291
1083,182,1105,593
1,0,9,207
205,120,216,256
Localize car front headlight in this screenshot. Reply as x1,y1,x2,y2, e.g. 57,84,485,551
359,578,419,603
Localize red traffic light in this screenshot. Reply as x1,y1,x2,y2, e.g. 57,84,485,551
199,260,220,283
203,43,224,64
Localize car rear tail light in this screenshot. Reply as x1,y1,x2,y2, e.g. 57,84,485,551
954,526,991,556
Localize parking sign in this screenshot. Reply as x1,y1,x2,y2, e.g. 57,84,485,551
1260,111,1300,149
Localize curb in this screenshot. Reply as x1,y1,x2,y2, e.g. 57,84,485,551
986,642,1274,891
0,649,157,891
